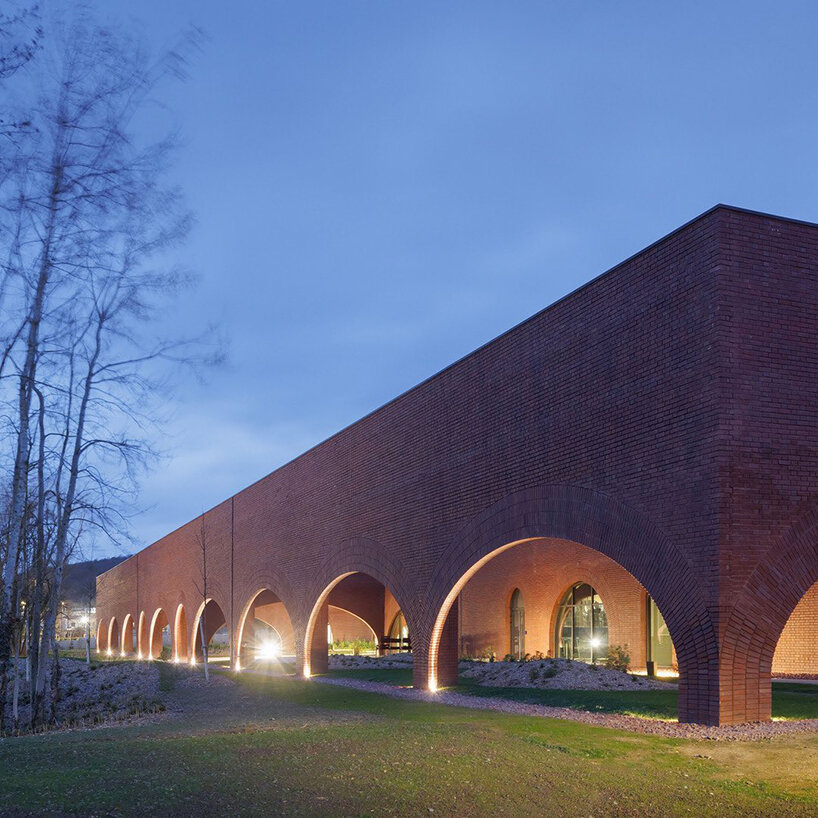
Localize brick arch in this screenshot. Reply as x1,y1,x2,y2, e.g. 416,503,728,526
301,537,417,677
148,608,169,659
137,611,147,658
234,566,298,617
420,485,717,723
121,614,135,656
190,597,229,661
235,587,296,669
719,504,818,723
328,605,379,641
174,604,189,662
107,617,120,655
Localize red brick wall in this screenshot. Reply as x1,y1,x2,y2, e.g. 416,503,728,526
773,581,818,674
328,607,377,643
96,206,818,725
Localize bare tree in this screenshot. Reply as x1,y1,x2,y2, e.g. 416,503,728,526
0,9,213,730
0,2,41,80
195,514,210,683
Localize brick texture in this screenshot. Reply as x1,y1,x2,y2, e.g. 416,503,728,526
96,206,818,725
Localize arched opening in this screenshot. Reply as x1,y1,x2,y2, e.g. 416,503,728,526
554,583,607,663
235,588,295,670
191,599,229,663
328,606,378,651
509,588,525,660
96,621,106,653
304,572,406,676
455,538,651,670
646,594,675,672
773,578,818,677
386,610,410,653
137,611,148,658
419,487,715,722
432,535,683,693
148,609,171,660
174,605,189,663
121,614,135,656
107,618,120,656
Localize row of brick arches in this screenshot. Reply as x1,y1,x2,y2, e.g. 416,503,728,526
95,208,818,725
97,486,818,725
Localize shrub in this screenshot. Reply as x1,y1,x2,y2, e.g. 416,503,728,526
606,644,631,673
330,638,378,655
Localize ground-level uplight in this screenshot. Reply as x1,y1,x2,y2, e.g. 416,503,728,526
256,640,280,661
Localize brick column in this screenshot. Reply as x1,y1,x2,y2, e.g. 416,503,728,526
309,601,329,675
436,604,460,687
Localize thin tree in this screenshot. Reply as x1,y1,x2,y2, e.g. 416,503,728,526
194,513,210,683
0,9,213,730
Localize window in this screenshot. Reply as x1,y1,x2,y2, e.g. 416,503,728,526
510,589,525,659
555,583,608,663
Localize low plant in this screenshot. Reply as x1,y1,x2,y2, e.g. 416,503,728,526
606,644,631,673
331,638,378,655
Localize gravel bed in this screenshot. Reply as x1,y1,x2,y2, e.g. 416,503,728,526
330,653,673,691
3,658,164,734
313,675,818,741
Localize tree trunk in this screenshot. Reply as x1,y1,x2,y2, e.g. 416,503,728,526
198,616,209,683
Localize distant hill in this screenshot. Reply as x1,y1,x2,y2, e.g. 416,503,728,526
62,556,130,604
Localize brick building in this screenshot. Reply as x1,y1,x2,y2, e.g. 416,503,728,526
96,205,818,726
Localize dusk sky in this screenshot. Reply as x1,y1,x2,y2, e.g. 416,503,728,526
86,1,818,557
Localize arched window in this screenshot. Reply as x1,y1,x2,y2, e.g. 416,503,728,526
509,589,525,659
555,583,608,663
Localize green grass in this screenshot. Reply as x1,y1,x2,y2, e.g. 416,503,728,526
0,670,816,816
326,667,818,721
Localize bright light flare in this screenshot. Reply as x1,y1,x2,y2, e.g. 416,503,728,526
590,638,601,649
257,640,280,661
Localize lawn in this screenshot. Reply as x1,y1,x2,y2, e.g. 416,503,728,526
0,666,816,817
326,666,818,721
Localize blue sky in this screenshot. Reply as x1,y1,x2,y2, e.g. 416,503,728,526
81,1,818,556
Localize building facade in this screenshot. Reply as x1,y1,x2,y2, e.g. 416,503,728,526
96,205,818,725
